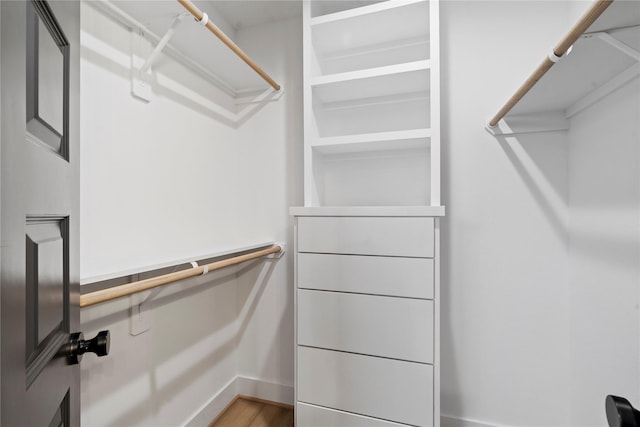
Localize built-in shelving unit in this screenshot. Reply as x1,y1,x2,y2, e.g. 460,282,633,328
294,2,442,426
303,0,440,207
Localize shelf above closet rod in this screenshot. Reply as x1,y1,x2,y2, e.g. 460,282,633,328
487,0,614,127
177,0,281,91
80,244,284,308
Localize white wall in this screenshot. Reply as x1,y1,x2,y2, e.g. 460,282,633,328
441,1,639,427
232,17,302,392
79,3,300,426
567,78,640,426
440,2,572,426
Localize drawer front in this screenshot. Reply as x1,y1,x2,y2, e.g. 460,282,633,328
298,289,433,363
297,347,433,426
297,403,410,427
298,253,434,299
298,216,434,257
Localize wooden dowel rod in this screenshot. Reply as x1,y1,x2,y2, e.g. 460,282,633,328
176,0,281,91
488,0,614,127
80,245,282,308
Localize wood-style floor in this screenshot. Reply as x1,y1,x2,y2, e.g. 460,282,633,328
210,396,294,427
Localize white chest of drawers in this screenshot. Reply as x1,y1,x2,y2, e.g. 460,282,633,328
291,207,442,427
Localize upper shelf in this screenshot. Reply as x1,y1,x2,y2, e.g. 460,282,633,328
309,1,384,19
509,25,639,117
94,0,285,96
311,1,429,55
493,0,639,131
311,60,430,104
310,0,430,77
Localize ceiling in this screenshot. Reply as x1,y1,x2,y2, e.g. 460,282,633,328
211,1,302,30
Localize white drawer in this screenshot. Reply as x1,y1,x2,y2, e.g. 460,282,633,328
298,216,434,257
298,253,434,299
297,402,410,427
298,290,433,363
297,347,433,426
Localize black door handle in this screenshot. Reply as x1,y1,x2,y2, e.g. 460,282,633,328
67,330,110,365
606,395,640,427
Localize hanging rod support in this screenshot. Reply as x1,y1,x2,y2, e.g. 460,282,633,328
140,13,190,74
594,32,640,61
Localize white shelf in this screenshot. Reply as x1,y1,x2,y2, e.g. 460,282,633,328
290,205,445,217
311,60,430,104
80,241,276,285
510,28,639,118
310,1,384,18
503,2,640,124
314,92,430,137
92,1,282,96
311,129,431,155
311,1,429,58
311,0,426,26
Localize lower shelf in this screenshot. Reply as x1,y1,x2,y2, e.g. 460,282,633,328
311,128,431,155
312,146,430,206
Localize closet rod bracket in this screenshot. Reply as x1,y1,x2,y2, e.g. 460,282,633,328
140,13,190,74
548,45,573,63
132,13,190,102
272,243,286,258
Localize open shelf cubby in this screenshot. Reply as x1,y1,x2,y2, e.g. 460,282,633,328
303,0,440,208
310,0,430,76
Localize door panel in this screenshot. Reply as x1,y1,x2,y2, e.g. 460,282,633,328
26,0,69,156
1,1,80,426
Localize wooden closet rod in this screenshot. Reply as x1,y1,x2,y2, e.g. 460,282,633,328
176,0,281,91
488,0,614,127
80,245,283,308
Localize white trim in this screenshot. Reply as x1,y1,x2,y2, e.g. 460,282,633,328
236,376,295,405
434,219,441,426
182,376,294,427
310,0,426,26
289,205,446,217
441,414,502,427
429,0,441,209
182,377,237,427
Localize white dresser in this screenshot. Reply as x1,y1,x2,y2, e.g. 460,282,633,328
293,0,443,425
290,208,443,427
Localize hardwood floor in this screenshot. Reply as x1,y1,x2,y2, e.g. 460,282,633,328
210,396,294,427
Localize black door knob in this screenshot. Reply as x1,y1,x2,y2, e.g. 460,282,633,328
67,330,110,365
606,395,640,427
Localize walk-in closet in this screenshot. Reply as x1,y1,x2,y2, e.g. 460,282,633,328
0,0,638,426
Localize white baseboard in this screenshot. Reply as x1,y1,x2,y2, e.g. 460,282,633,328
236,376,294,405
183,377,237,427
441,414,501,427
183,376,294,427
